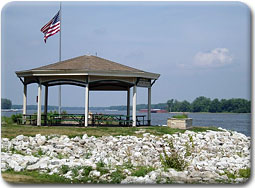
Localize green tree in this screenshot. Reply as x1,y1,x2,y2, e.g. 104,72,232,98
191,96,211,112
179,100,191,112
227,98,250,113
1,98,12,109
167,99,174,112
209,98,222,113
172,100,182,112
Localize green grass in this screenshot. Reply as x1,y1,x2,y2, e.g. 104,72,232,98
239,168,250,179
172,114,188,119
222,168,251,180
109,168,126,183
131,166,155,177
1,116,13,124
96,161,109,175
1,121,222,139
60,165,70,175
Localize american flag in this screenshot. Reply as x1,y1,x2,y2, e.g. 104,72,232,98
41,11,60,43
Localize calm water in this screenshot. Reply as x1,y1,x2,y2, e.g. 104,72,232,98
2,110,251,136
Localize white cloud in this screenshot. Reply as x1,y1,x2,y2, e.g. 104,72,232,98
193,48,233,68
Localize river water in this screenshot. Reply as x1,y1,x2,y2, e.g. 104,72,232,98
1,110,251,136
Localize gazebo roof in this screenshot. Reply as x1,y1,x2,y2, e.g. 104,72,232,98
16,55,160,79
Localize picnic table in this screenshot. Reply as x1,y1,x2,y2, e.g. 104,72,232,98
19,113,147,126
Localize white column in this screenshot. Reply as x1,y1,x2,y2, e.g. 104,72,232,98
132,85,137,127
148,87,151,126
44,86,48,115
127,88,130,118
85,84,89,127
58,86,61,114
44,86,48,126
22,84,27,124
37,83,42,126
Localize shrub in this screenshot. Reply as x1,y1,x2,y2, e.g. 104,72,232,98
239,168,250,178
160,139,187,171
61,110,68,115
60,165,70,174
1,116,13,124
11,114,22,123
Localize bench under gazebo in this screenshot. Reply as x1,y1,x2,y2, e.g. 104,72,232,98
16,55,160,127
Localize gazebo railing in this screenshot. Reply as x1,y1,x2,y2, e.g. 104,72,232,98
20,113,148,126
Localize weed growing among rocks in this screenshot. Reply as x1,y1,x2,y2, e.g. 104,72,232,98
131,166,155,177
160,139,187,171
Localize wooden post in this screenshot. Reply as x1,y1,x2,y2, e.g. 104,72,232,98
37,83,42,126
148,87,151,126
85,83,89,127
132,85,137,127
22,84,27,124
44,85,48,125
127,87,130,120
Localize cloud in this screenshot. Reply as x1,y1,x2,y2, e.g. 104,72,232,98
193,48,233,68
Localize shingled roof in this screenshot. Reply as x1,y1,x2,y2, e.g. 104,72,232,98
32,55,142,72
16,55,160,79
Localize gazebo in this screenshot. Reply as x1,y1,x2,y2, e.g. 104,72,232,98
16,55,160,127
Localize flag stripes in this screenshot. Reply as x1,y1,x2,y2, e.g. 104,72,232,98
40,11,60,43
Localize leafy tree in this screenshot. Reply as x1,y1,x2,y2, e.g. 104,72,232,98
1,98,12,109
191,96,211,112
172,100,182,112
167,99,174,112
179,100,191,112
209,98,222,113
220,99,229,112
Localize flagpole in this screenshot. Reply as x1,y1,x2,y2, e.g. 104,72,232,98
58,1,62,115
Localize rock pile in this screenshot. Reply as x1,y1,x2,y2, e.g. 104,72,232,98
1,128,250,184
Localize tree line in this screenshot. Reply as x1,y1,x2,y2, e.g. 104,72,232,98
167,96,251,113
1,96,251,113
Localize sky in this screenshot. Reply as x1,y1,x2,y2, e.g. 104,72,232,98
1,1,251,107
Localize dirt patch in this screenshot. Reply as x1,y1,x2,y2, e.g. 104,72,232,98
1,173,37,184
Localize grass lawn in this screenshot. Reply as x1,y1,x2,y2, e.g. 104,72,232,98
1,123,221,139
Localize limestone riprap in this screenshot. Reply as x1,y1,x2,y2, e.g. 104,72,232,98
1,128,250,183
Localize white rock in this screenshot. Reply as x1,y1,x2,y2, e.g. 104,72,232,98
16,135,24,141
27,157,49,170
149,171,158,181
89,170,101,177
14,165,23,172
7,159,19,169
142,145,150,150
133,152,142,158
143,133,150,137
37,136,46,145
63,170,73,179
82,134,88,140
